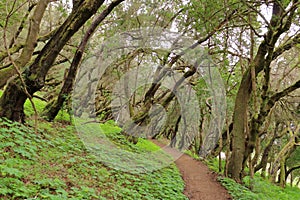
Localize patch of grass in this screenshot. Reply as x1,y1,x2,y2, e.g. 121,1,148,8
51,108,73,123
243,176,300,200
0,118,187,199
75,120,175,173
24,93,47,117
136,138,160,152
183,150,200,160
207,157,300,200
99,120,122,134
218,177,259,200
99,120,160,152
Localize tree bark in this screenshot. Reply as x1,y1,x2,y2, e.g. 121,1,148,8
156,100,181,147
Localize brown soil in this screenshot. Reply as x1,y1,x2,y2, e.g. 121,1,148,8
152,140,232,200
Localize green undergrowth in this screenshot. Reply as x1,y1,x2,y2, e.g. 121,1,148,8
207,157,300,200
183,150,200,160
74,119,173,174
0,117,187,199
100,121,160,152
205,157,225,173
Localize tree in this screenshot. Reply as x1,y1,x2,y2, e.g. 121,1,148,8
0,0,117,122
228,0,300,181
0,0,68,88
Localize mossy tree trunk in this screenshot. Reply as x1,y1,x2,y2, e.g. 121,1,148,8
227,71,251,181
0,79,27,122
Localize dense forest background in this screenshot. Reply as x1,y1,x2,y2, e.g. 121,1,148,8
0,0,299,196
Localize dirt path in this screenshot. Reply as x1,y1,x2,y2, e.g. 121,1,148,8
152,140,232,200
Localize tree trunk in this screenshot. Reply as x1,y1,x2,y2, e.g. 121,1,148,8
279,161,287,188
0,79,27,122
254,137,276,175
156,100,181,146
0,0,105,121
254,123,281,176
296,178,300,187
270,135,297,184
227,70,251,181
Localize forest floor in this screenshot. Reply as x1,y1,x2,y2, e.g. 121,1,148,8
152,140,232,200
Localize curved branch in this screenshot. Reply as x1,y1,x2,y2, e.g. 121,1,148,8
272,32,300,60
285,165,300,180
242,0,271,30
270,79,300,104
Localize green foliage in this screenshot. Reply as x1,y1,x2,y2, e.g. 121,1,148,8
0,90,70,122
243,176,300,200
24,93,47,117
218,177,259,200
184,149,200,160
186,0,241,34
219,175,300,200
0,118,187,199
207,157,300,200
136,139,160,152
205,157,225,173
99,120,160,152
0,0,26,30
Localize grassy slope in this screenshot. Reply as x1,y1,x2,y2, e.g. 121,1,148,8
0,91,187,200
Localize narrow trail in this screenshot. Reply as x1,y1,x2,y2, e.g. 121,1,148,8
152,140,232,200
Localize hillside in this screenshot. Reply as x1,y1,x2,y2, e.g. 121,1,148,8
0,117,187,199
